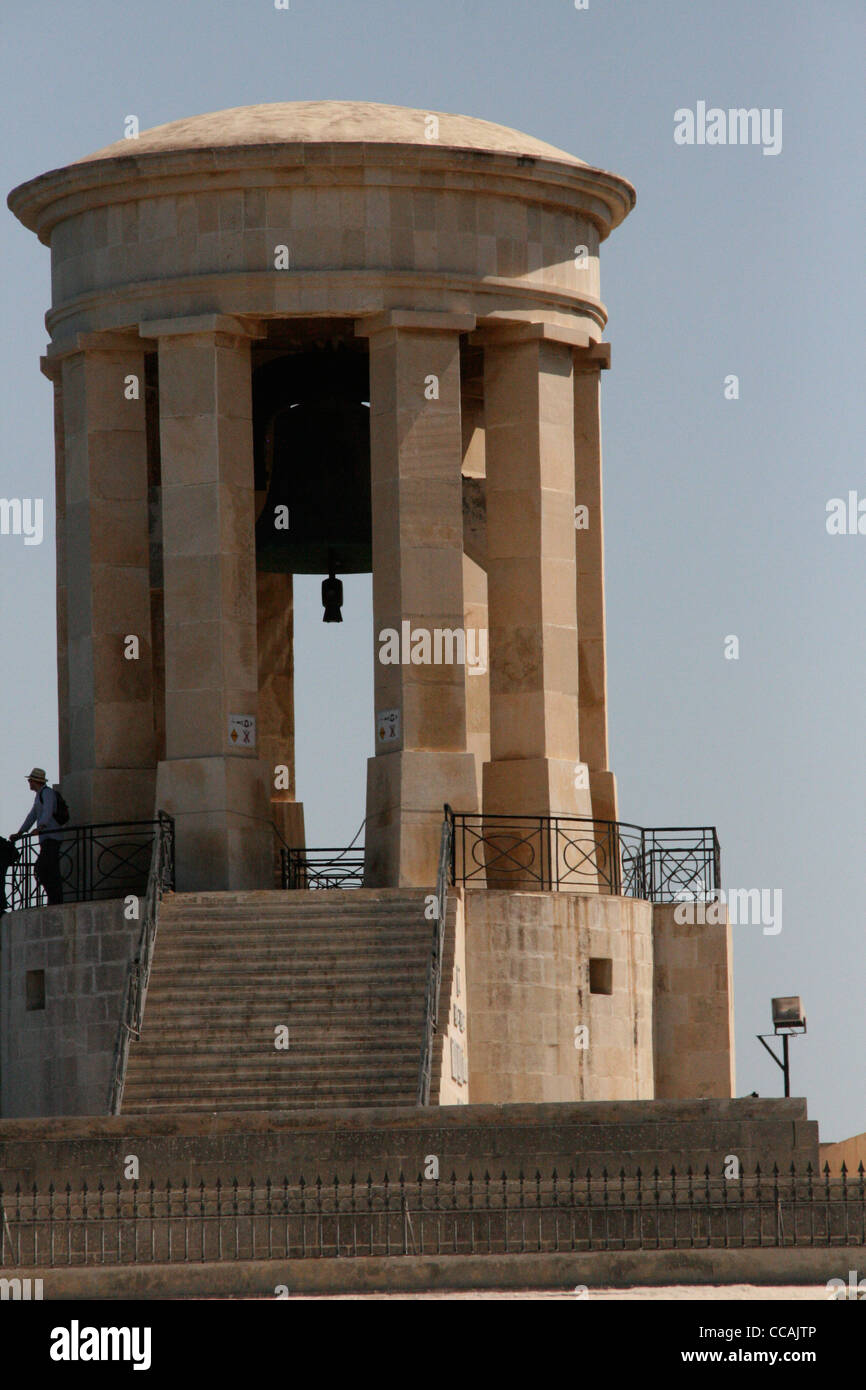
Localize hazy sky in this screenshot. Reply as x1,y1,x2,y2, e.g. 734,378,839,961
0,1,863,1140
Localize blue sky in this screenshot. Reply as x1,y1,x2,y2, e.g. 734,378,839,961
1,0,863,1139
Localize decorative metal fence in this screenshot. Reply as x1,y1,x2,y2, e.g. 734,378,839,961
448,811,720,903
281,848,364,890
1,1165,862,1267
5,820,171,910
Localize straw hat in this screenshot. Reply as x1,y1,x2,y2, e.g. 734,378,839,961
25,767,47,784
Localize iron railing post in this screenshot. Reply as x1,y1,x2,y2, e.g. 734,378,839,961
417,807,453,1105
610,820,622,897
108,812,175,1114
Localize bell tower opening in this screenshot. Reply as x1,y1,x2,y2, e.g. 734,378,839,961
252,321,372,863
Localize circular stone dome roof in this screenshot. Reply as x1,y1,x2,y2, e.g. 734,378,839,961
9,100,636,245
75,100,588,168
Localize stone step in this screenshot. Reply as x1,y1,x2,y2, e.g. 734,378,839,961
144,979,427,997
138,1022,422,1038
128,1041,422,1060
162,890,432,902
120,1096,415,1114
124,1074,419,1092
155,930,429,944
160,902,430,919
126,1071,420,1088
155,923,430,939
152,946,429,961
122,1078,418,1100
159,911,430,922
156,926,429,940
120,888,441,1115
140,994,426,1011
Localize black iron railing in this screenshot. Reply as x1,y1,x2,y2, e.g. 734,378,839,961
108,812,175,1115
448,811,720,903
1,1163,862,1266
417,807,453,1106
281,848,364,890
4,820,171,910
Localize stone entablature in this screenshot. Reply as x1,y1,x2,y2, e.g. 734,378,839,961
8,102,634,347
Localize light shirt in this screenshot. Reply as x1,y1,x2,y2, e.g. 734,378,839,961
18,786,62,844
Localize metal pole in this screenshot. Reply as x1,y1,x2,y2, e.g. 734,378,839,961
783,1033,790,1097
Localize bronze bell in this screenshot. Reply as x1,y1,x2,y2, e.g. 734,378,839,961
253,344,371,577
322,567,344,623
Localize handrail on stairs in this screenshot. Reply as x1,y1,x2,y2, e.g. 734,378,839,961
107,811,175,1115
417,805,454,1106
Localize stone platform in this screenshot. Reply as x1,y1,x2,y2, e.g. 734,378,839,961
0,1098,818,1189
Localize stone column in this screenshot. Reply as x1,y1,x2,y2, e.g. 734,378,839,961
357,310,479,887
49,333,157,824
479,321,593,821
40,356,70,784
574,343,618,823
140,314,271,891
257,569,304,883
461,380,490,806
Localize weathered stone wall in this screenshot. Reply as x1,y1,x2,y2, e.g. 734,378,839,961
435,895,469,1105
0,1098,819,1190
652,903,735,1099
820,1133,866,1172
5,1244,854,1298
47,184,602,326
0,901,138,1118
463,889,654,1103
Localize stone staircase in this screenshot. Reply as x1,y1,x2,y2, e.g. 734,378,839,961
121,889,438,1115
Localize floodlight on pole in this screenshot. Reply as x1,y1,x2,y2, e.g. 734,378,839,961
757,996,806,1097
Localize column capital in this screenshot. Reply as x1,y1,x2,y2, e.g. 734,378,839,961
40,354,62,383
470,318,595,352
572,341,611,372
43,329,145,369
139,313,266,343
355,309,476,339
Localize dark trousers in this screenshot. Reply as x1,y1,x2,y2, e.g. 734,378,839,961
35,839,63,905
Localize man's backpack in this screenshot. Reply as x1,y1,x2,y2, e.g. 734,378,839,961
51,786,71,826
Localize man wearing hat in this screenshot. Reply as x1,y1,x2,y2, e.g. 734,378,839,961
11,768,64,905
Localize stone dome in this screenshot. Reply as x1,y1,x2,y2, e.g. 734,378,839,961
75,101,588,168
